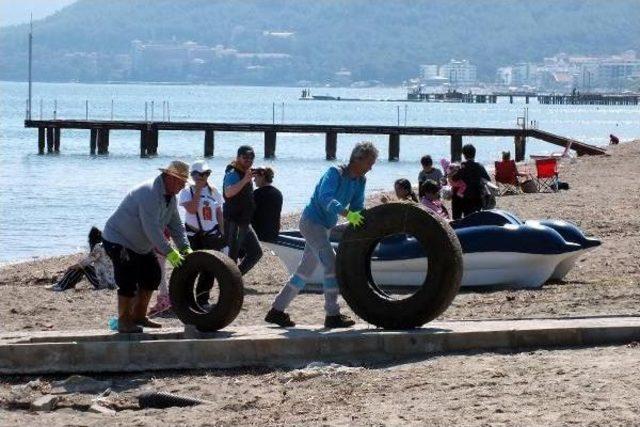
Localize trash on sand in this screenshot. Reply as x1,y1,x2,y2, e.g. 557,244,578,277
51,375,112,394
284,362,363,382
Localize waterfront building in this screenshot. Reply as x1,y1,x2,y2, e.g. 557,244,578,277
439,59,477,87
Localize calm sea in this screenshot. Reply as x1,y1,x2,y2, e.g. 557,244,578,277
1,81,638,263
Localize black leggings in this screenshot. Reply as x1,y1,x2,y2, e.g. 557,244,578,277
225,221,263,275
103,240,161,297
452,195,483,219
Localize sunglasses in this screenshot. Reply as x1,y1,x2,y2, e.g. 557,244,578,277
191,171,211,177
241,154,255,160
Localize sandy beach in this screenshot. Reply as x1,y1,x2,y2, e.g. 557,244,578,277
1,140,639,425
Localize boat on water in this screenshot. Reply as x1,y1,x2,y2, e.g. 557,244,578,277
262,210,601,289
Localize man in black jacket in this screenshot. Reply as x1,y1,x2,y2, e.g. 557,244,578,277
252,167,283,242
223,145,263,274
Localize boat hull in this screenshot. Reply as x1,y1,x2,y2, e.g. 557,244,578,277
263,210,600,289
263,241,576,289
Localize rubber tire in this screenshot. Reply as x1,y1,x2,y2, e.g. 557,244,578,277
336,202,463,329
169,250,244,332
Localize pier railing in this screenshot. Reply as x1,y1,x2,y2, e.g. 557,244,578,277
24,119,607,161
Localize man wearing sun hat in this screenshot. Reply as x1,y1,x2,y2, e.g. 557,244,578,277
102,160,192,333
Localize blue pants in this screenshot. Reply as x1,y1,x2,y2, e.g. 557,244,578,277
272,214,340,316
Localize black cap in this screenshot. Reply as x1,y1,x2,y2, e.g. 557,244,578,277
237,145,255,157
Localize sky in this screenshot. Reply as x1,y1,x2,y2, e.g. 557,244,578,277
0,0,76,27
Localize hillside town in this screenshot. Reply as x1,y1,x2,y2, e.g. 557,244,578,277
21,26,640,92
413,50,640,92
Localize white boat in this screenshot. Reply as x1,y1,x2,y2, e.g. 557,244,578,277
262,210,600,289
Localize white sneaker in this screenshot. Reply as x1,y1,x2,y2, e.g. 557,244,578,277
45,283,65,291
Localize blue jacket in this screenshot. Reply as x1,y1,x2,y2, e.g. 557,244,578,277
303,166,366,229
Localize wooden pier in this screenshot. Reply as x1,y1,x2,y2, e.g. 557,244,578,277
407,90,640,105
537,93,639,105
24,119,607,162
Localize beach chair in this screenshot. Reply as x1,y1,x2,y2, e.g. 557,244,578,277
534,158,559,192
494,160,521,195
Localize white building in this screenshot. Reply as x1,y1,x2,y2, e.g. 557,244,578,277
597,60,640,89
439,59,477,86
496,67,512,85
420,64,440,80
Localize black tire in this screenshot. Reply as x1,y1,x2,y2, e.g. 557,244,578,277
169,250,244,332
336,202,463,329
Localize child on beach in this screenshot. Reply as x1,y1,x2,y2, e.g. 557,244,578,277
418,155,444,187
47,227,116,291
420,179,450,220
381,178,419,204
148,228,172,316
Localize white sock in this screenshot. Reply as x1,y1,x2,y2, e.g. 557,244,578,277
323,289,340,316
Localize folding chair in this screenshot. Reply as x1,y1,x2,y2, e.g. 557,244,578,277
494,160,520,195
534,158,559,192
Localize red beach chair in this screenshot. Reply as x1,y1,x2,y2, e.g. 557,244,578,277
494,160,521,195
534,158,559,192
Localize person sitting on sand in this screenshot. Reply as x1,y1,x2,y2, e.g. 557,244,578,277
102,160,192,333
265,141,378,329
47,227,116,291
500,151,530,179
381,178,419,203
420,180,450,220
418,154,444,187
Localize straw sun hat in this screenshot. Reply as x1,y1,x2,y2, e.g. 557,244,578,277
159,160,190,181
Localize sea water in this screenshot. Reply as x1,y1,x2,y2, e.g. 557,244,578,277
1,81,638,263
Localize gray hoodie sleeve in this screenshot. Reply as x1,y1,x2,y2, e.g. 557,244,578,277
167,202,190,250
137,188,174,255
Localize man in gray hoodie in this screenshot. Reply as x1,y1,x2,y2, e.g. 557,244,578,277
103,160,192,333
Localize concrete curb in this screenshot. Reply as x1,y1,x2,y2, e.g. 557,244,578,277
1,316,639,375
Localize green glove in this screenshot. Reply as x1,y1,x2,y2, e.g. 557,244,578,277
167,249,185,268
180,246,193,256
346,210,364,228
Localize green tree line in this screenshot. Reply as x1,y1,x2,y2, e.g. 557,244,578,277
1,0,638,84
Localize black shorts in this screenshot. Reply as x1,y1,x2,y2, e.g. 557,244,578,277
103,240,161,297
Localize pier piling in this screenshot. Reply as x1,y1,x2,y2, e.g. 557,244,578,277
388,134,400,161
37,127,45,155
147,129,158,156
97,129,109,155
514,135,526,162
53,128,61,153
46,127,54,153
265,131,276,159
90,129,97,155
451,134,463,162
204,129,214,157
140,129,149,158
325,132,337,160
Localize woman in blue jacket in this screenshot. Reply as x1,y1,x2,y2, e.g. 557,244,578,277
265,142,378,329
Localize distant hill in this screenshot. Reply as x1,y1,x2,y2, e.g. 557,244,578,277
1,0,639,84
